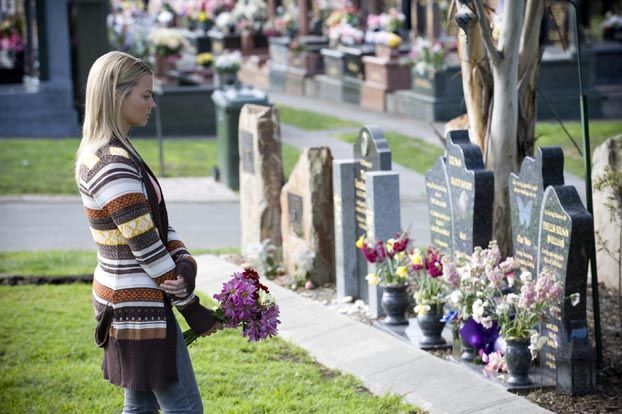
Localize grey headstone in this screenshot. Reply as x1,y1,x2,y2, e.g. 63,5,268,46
366,171,401,318
445,130,493,257
509,147,564,275
334,159,360,298
537,185,593,384
425,157,453,257
353,126,392,301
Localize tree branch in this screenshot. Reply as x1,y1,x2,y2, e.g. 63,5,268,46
472,0,502,65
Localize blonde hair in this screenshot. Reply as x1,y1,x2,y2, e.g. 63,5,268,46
75,51,153,180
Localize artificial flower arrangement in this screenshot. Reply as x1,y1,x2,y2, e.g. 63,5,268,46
409,36,446,76
184,267,281,345
196,52,214,68
232,0,268,33
213,50,242,74
356,232,411,286
366,8,405,33
324,2,364,47
410,246,447,315
148,27,188,57
364,31,401,49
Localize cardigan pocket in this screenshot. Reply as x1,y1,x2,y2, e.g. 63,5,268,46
94,303,114,348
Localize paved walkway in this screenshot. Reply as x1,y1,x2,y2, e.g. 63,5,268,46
195,254,552,414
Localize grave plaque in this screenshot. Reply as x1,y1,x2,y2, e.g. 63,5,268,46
445,130,493,257
240,130,254,174
537,185,592,382
288,192,304,238
509,147,564,275
425,157,453,256
353,126,392,300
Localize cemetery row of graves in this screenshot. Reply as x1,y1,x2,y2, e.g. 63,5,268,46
234,102,605,398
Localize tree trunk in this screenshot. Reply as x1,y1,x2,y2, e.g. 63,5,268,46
457,25,492,152
482,0,525,257
517,0,545,159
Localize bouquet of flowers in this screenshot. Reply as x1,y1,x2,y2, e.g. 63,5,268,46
409,37,446,76
364,31,401,48
214,50,242,74
196,52,214,68
356,232,410,286
232,0,268,33
366,8,405,33
410,246,447,315
184,267,281,345
148,28,188,57
328,23,365,47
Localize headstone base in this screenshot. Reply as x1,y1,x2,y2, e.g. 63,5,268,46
342,76,362,105
386,89,464,122
269,65,287,93
361,82,387,112
285,67,307,96
315,75,344,102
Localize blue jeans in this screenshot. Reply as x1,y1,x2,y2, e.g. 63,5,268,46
123,322,203,414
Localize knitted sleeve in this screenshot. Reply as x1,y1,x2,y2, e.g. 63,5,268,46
82,150,177,286
166,226,192,262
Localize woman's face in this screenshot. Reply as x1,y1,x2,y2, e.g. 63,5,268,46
120,73,156,130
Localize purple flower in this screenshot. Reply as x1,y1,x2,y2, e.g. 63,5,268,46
392,232,409,253
213,273,258,327
243,304,281,342
426,247,443,278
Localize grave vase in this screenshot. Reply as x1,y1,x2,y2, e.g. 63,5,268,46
214,71,239,88
416,302,447,348
459,319,478,362
505,337,533,386
381,284,409,326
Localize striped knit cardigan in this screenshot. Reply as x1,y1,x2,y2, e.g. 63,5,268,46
78,138,201,391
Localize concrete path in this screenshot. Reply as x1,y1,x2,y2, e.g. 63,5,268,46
195,253,553,414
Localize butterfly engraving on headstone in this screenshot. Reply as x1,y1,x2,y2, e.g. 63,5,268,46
517,197,533,227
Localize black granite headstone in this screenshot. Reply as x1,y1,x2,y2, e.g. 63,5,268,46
425,157,453,257
353,125,392,300
509,147,565,275
288,192,304,238
537,185,593,385
240,130,254,174
445,130,493,257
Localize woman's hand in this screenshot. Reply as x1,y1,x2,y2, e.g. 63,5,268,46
201,321,224,337
162,276,188,298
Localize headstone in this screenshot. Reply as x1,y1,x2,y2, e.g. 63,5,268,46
425,157,453,256
334,126,400,318
537,185,593,387
445,130,494,257
239,104,283,252
281,147,335,285
509,147,565,275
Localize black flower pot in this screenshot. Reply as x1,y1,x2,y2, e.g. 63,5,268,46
416,303,447,349
460,335,477,362
381,284,409,325
505,338,533,386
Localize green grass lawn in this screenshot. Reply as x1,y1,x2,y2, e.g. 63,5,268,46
0,284,421,413
0,249,240,277
535,120,622,177
277,105,359,131
332,131,444,175
0,138,301,195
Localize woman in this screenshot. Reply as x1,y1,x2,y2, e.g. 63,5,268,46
76,51,220,413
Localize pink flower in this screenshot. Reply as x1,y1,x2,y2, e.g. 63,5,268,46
442,259,460,288
518,281,536,309
426,247,443,278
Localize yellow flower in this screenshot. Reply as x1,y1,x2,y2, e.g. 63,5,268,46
196,52,213,67
395,251,405,262
386,33,401,49
365,273,380,286
198,11,207,22
395,266,408,280
355,235,365,249
410,250,423,266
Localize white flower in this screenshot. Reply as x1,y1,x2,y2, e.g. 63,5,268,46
258,289,276,306
450,290,463,305
506,293,519,305
519,270,533,283
472,298,485,319
481,315,493,329
529,333,549,360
